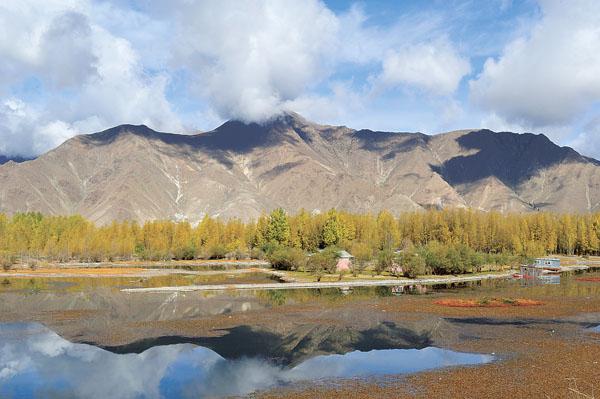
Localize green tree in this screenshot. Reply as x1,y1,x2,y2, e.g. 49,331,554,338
266,208,291,246
322,210,348,247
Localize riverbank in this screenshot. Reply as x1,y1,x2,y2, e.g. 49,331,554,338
121,271,515,292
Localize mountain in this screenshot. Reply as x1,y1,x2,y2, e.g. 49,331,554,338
0,112,598,224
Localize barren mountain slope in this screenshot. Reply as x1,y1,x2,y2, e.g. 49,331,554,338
0,113,598,223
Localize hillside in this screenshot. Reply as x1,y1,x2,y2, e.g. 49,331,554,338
0,112,598,223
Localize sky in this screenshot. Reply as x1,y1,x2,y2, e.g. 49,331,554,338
1,0,600,158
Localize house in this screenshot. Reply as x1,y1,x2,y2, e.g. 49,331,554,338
518,257,561,279
533,258,561,270
336,250,354,272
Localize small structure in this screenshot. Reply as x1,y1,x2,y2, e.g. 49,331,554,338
533,257,561,270
518,257,561,281
336,250,354,272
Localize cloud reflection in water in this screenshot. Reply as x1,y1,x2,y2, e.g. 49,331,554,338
0,323,493,398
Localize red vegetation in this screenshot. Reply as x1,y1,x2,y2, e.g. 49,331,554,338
575,277,600,282
434,298,544,308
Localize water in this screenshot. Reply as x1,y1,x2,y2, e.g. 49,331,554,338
0,322,493,399
0,271,276,292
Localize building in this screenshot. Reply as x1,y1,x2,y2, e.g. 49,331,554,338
336,250,354,272
519,257,561,280
533,258,561,270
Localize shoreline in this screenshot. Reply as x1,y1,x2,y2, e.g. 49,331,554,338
121,271,515,293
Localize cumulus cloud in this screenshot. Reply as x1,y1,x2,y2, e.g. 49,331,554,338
0,0,182,157
2,0,544,158
470,0,600,127
569,116,600,158
166,0,340,122
378,39,471,96
158,1,469,123
38,11,98,88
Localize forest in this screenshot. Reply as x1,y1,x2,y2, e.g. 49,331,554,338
0,209,599,270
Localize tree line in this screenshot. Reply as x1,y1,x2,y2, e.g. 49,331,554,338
0,209,599,265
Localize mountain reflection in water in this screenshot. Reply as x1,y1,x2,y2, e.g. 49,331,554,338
0,323,493,399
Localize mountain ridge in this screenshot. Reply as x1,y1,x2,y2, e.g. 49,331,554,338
1,113,598,223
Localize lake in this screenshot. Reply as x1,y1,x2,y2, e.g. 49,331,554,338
1,268,600,398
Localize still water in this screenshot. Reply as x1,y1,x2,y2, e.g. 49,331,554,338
0,322,493,399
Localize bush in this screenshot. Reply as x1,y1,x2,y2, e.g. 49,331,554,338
233,248,248,260
350,242,372,277
206,244,228,260
376,249,394,275
399,250,427,278
28,260,38,271
1,256,15,271
250,248,266,260
306,247,339,280
267,247,306,271
173,245,196,260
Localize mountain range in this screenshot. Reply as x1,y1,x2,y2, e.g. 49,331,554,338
0,112,598,224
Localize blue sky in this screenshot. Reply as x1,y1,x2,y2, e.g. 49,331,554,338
1,0,599,158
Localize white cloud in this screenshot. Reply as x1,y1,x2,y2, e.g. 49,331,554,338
378,39,471,96
167,0,340,123
0,0,182,157
470,0,600,127
569,116,600,158
283,80,367,123
0,0,483,157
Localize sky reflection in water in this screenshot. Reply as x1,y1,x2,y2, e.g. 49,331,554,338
0,322,493,399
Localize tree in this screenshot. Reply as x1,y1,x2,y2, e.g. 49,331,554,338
322,210,348,247
266,208,291,246
377,210,400,250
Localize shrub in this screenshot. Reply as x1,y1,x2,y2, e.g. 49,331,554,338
250,248,266,260
206,244,228,260
28,260,38,271
233,248,248,260
376,249,394,275
267,247,306,271
1,257,15,272
306,247,339,280
350,242,372,277
399,250,427,278
173,245,196,260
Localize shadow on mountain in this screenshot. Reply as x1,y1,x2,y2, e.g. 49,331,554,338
79,124,197,147
431,129,584,187
353,130,429,160
95,321,432,366
194,113,314,154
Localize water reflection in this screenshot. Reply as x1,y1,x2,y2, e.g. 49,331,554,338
0,323,493,399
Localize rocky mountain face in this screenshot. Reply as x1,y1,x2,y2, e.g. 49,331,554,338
0,112,598,224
